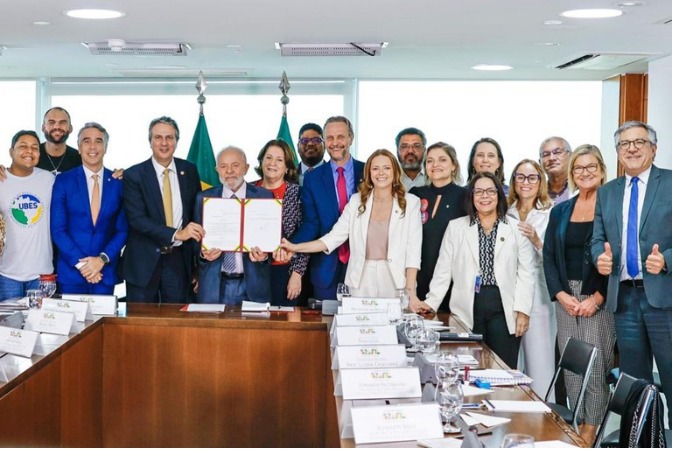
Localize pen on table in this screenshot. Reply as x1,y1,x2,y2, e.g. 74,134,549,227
484,399,495,410
462,403,482,409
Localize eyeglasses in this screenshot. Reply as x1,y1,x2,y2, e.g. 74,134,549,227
299,137,323,145
617,139,650,151
400,143,424,151
473,188,499,197
572,163,599,175
540,147,568,159
514,173,541,184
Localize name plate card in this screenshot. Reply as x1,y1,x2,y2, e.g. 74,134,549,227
42,298,93,322
61,294,117,315
337,367,422,400
341,297,399,314
333,325,398,347
333,345,408,370
0,326,39,358
335,313,390,326
24,309,77,336
351,403,443,444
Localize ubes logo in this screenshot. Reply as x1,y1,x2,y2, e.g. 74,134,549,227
10,330,21,338
355,316,370,321
10,194,44,226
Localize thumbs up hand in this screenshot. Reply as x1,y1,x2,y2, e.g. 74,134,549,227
645,244,665,274
597,242,614,275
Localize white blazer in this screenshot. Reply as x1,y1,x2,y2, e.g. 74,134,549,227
425,215,535,334
319,193,422,290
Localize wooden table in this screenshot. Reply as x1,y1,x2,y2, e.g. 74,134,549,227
0,305,584,447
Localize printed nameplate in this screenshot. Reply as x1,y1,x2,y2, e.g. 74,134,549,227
42,298,93,322
336,313,390,326
351,403,443,445
61,294,117,315
334,325,398,347
333,344,407,370
341,297,399,314
24,309,77,336
339,367,422,400
0,326,39,358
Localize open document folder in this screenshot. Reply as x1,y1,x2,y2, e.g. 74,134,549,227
201,197,282,252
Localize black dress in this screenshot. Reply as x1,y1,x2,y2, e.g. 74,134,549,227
409,183,468,311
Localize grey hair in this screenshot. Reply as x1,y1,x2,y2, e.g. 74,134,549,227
539,136,571,155
78,122,109,147
148,116,179,143
323,116,354,139
216,145,247,164
613,121,657,147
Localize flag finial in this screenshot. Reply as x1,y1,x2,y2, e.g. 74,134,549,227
196,71,207,115
279,71,290,116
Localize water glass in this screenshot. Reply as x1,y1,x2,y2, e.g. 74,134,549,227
434,352,460,384
501,433,535,448
396,288,410,312
435,380,463,433
336,283,350,301
387,302,403,325
403,314,425,351
38,273,57,298
26,289,43,309
417,328,440,354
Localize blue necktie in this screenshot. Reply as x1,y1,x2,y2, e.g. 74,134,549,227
626,177,640,278
221,194,238,274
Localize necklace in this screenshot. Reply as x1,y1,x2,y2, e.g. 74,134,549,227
45,152,64,175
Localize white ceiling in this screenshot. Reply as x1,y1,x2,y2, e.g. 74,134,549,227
0,0,671,81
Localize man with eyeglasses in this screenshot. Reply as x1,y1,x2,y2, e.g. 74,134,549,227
539,136,572,205
592,121,672,423
396,127,427,190
297,123,326,186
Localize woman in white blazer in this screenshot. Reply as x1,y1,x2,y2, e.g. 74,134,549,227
412,172,535,368
506,159,556,399
278,149,422,298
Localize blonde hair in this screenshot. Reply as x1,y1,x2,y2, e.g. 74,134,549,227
507,159,552,209
568,144,607,192
358,149,406,215
426,142,463,185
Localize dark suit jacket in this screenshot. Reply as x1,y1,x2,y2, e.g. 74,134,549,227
544,195,608,301
51,166,128,287
122,158,201,289
591,165,672,311
291,159,365,289
193,183,273,303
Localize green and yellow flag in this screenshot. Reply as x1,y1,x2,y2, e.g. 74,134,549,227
187,114,220,190
277,114,299,166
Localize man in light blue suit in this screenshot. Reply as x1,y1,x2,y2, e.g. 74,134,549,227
592,121,672,421
194,146,272,305
291,116,364,300
51,122,128,294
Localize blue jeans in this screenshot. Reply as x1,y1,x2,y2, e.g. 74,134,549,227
615,284,672,424
0,274,39,301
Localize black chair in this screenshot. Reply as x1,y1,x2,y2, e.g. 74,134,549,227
544,337,598,433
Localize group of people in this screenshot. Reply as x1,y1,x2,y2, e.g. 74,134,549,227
0,107,670,443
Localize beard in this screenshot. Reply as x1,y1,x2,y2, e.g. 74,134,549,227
400,159,421,171
302,152,324,167
44,129,71,144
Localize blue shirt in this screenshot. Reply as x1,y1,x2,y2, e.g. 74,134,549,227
329,156,356,201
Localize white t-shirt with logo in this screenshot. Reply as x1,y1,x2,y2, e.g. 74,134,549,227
0,168,55,281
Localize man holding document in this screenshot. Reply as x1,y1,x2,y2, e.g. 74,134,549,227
194,146,273,305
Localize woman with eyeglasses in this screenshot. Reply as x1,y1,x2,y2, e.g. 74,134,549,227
413,172,534,368
506,160,556,400
467,137,509,195
543,145,616,444
253,139,309,306
408,142,467,312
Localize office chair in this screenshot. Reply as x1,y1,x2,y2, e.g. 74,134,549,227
544,337,598,433
594,373,639,447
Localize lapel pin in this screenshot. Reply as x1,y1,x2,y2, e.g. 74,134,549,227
500,237,505,242
180,171,185,176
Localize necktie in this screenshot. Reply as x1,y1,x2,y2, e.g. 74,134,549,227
336,167,350,264
90,174,100,225
626,177,640,278
162,168,173,227
222,194,239,274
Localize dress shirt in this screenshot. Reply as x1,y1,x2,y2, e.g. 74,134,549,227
299,160,324,186
222,182,247,274
82,165,104,205
401,170,427,191
330,157,356,199
620,165,651,281
548,181,570,205
151,157,183,231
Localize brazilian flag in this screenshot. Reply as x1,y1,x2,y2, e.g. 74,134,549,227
276,114,299,166
187,114,220,190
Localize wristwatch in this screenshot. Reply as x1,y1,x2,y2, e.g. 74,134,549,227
99,252,110,265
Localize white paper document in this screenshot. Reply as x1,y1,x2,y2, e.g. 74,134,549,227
334,325,398,346
462,411,511,427
181,304,225,313
482,400,551,413
201,197,282,252
351,403,443,444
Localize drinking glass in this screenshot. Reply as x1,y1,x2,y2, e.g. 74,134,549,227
26,289,43,309
336,283,350,301
38,273,57,298
501,433,535,448
387,302,403,325
396,288,410,312
435,380,463,433
403,314,425,351
434,352,460,384
418,328,440,354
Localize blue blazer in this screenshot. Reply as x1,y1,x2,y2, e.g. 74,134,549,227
51,166,128,287
193,183,273,303
591,165,672,311
291,159,365,289
122,158,201,289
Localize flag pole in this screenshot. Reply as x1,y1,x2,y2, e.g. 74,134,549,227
279,71,290,117
196,70,207,116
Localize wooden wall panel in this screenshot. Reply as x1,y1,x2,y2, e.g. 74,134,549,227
618,73,649,176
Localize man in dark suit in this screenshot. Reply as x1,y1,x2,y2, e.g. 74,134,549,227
194,146,272,304
123,116,204,303
592,120,672,421
291,116,364,300
51,122,127,294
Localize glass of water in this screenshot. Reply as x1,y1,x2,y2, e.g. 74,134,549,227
404,314,425,351
336,283,350,301
435,379,463,433
418,328,440,354
434,352,460,384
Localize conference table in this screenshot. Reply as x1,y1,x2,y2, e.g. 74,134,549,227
0,304,586,447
